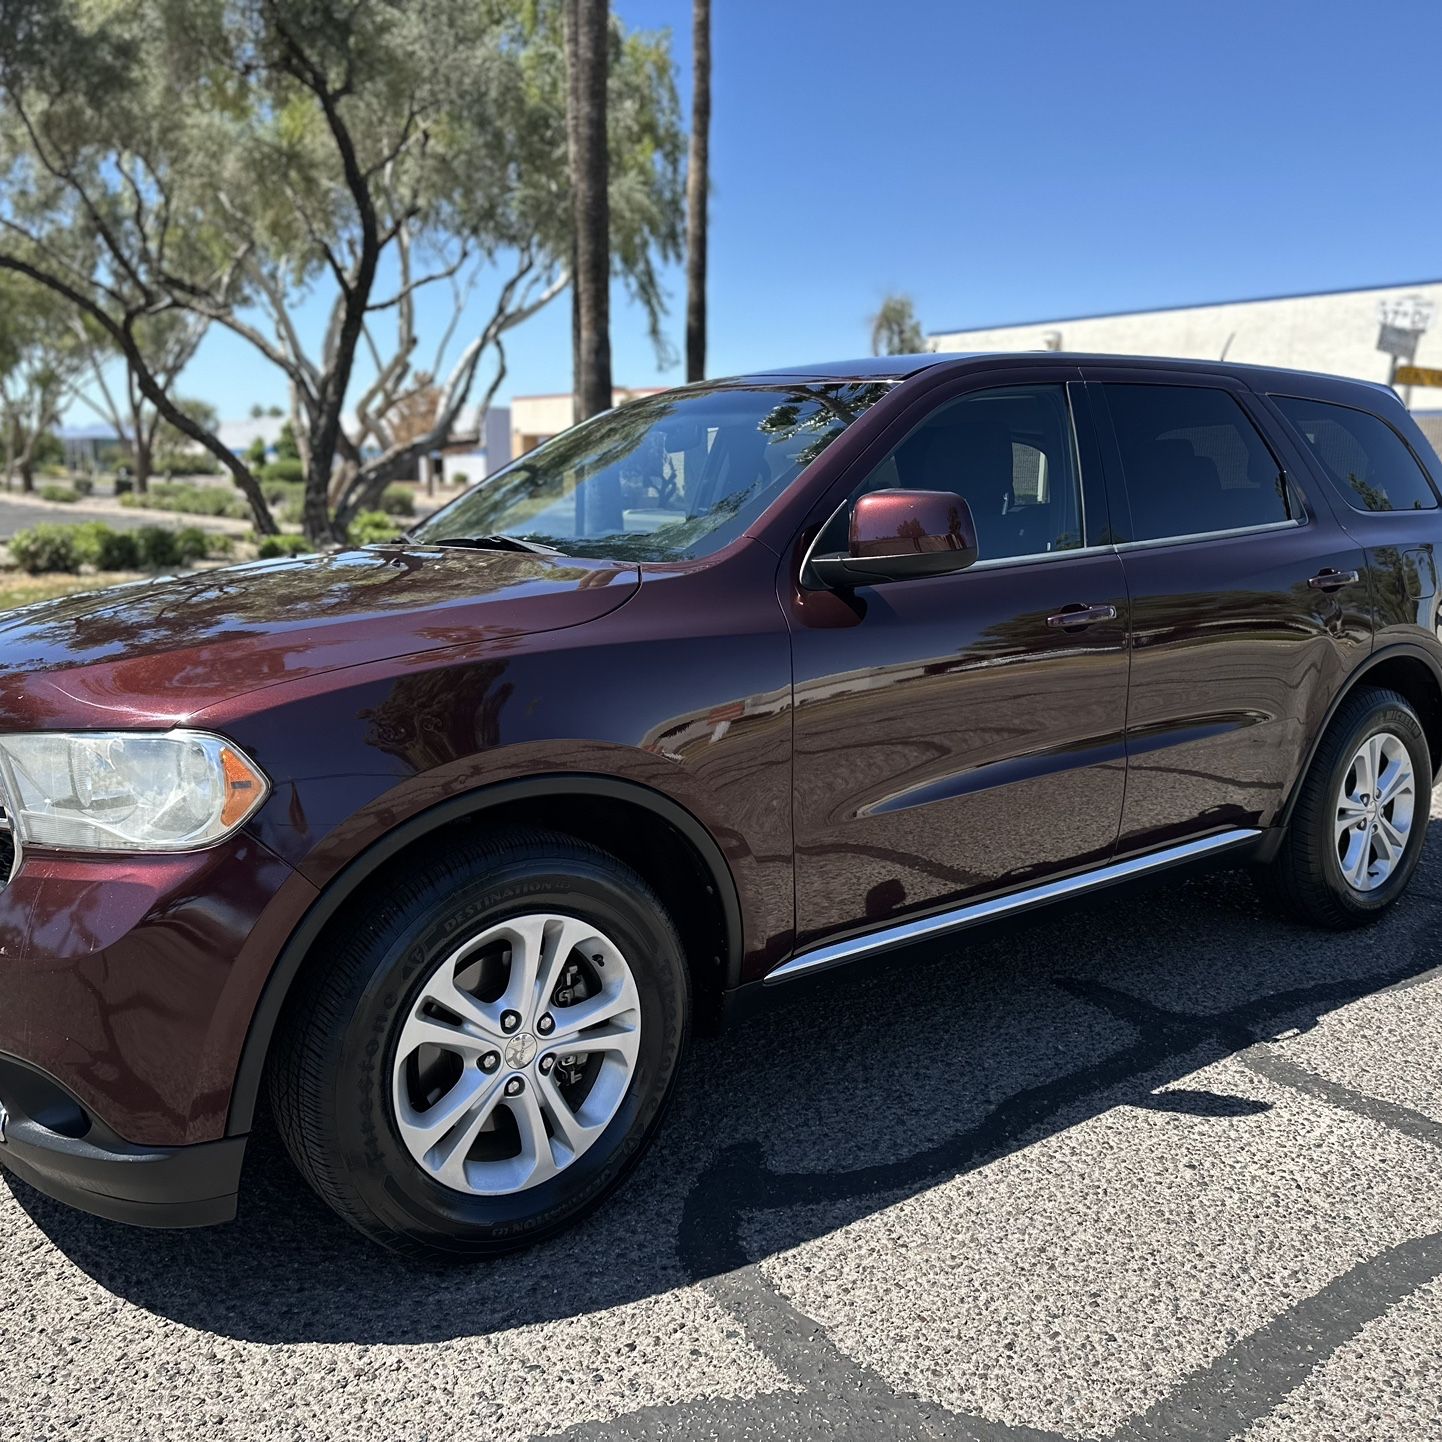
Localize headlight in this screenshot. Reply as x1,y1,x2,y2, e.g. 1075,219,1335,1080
0,731,269,852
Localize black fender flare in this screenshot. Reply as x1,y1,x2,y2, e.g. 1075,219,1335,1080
227,774,743,1135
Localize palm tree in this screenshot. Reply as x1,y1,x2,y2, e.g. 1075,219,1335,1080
685,0,711,384
569,0,613,421
870,294,925,356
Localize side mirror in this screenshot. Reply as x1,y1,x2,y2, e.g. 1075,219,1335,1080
808,490,979,589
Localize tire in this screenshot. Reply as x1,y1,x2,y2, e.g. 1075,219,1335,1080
1263,686,1432,928
267,827,689,1259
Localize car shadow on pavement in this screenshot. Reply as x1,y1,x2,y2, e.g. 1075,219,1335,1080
8,832,1442,1347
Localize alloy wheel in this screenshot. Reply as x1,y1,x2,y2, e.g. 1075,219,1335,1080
391,912,641,1196
1334,731,1415,892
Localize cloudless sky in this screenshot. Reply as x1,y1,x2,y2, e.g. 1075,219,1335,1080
165,0,1442,424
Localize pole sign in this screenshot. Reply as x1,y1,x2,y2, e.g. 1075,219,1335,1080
1377,295,1435,361
1379,296,1435,332
1378,324,1421,361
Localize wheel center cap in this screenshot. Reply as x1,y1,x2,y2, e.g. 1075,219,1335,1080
505,1032,538,1069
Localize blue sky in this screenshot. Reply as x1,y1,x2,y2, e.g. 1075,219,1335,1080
163,0,1442,422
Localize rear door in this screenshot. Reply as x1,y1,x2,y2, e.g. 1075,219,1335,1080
1085,368,1371,851
785,370,1131,950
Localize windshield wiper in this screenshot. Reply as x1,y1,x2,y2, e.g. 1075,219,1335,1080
426,534,567,557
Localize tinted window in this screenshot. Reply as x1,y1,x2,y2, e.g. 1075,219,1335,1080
1103,384,1289,541
816,385,1084,563
412,382,891,562
1273,395,1438,513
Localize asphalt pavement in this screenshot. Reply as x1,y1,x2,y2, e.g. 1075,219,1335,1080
2,805,1440,1440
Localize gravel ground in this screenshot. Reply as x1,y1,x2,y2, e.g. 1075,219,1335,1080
2,807,1441,1440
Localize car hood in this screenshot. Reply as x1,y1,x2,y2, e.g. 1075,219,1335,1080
0,545,639,729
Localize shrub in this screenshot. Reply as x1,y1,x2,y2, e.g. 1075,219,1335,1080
261,475,303,506
127,481,250,520
135,526,183,569
348,510,402,546
450,471,469,488
72,522,140,571
156,448,221,476
73,476,95,498
379,483,416,517
257,476,306,525
260,458,305,486
205,532,235,559
9,524,81,574
38,483,77,504
256,533,313,559
175,526,211,563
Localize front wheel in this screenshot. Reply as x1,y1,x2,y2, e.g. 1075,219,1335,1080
268,829,689,1259
1263,686,1432,928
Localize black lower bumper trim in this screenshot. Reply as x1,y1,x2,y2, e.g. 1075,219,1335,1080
0,1057,246,1229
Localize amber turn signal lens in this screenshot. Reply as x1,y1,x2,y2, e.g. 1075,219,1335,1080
219,745,266,829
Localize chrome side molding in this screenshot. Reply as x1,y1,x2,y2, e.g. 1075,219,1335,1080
764,828,1262,985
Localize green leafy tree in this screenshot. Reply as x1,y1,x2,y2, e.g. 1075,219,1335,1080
276,419,301,462
0,0,682,541
870,294,926,356
0,274,88,490
69,311,208,492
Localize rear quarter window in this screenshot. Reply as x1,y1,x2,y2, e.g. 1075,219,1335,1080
1273,395,1438,513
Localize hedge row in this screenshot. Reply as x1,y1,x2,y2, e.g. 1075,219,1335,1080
121,482,251,519
7,522,233,576
252,511,400,558
10,508,409,576
120,477,416,525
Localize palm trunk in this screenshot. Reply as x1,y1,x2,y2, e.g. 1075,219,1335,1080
571,0,612,422
685,0,711,384
563,0,583,425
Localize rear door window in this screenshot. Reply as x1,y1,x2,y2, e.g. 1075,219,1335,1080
1272,395,1438,513
1101,384,1291,542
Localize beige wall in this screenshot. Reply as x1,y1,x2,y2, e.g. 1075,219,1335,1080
929,281,1442,408
510,387,664,459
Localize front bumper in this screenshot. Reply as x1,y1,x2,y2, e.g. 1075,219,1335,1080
0,1053,246,1227
0,835,317,1151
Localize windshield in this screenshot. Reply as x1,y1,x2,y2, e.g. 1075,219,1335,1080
410,381,892,562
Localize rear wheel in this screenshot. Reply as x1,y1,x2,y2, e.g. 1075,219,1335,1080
1263,686,1431,927
268,829,689,1259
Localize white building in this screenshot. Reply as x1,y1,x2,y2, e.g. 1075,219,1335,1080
439,405,512,483
929,278,1442,453
217,414,287,457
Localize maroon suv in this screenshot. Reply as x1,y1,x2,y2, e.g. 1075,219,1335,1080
1,352,1438,1257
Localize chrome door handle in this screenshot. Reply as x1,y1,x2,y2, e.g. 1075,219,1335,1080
1046,603,1118,629
1308,568,1359,591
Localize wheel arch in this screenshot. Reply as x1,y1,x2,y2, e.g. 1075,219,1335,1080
1279,642,1442,832
227,774,743,1136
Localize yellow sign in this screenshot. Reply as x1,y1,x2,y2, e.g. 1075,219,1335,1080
1394,365,1442,388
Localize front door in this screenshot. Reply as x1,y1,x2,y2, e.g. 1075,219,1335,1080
786,378,1131,951
1084,370,1371,851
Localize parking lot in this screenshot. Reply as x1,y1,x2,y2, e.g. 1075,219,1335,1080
3,807,1440,1441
